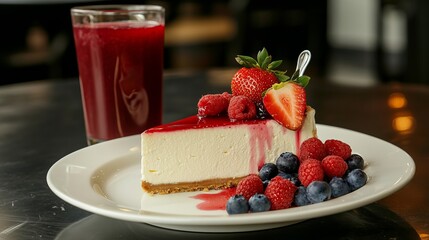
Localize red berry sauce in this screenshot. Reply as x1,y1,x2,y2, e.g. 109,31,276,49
191,188,236,211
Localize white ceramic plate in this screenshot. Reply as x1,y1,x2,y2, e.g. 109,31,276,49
47,124,415,232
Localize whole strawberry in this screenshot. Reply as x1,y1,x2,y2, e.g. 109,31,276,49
231,48,289,103
264,176,297,210
236,174,264,200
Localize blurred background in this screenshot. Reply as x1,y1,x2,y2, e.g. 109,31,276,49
0,0,427,86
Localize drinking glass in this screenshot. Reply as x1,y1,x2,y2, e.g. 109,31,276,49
71,5,164,145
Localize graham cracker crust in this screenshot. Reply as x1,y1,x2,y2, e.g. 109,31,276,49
141,176,247,194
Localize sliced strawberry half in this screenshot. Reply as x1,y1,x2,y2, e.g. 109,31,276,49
262,82,306,130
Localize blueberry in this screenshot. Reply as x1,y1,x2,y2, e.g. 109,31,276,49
262,179,270,190
276,152,300,173
346,154,365,170
256,102,270,119
259,163,278,181
329,177,351,198
294,186,311,206
226,195,249,214
277,171,293,179
249,194,271,212
346,169,368,191
288,175,301,187
277,172,301,186
306,181,332,204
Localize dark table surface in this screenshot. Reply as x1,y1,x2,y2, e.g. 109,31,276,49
0,68,427,239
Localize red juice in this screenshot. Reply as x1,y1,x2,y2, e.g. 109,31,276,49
73,21,164,142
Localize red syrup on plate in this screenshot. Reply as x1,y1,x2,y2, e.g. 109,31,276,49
191,188,236,211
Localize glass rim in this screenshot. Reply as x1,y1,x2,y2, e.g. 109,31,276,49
71,5,164,15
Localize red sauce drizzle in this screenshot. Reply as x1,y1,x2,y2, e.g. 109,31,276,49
144,116,270,133
191,188,236,211
248,124,273,172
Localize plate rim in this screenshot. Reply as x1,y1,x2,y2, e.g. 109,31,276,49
46,124,416,229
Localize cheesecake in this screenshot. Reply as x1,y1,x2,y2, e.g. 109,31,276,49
141,107,317,194
141,48,315,194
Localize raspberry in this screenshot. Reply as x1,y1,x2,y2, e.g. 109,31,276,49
236,174,264,200
324,139,352,160
197,93,230,117
221,92,233,101
298,159,324,187
228,95,257,120
264,176,297,210
298,137,327,161
321,155,348,179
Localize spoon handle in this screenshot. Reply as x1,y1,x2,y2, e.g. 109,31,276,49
291,50,311,79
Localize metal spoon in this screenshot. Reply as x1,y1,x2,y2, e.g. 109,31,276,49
291,50,311,79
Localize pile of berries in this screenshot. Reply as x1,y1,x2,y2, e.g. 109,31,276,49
197,48,310,131
226,137,368,214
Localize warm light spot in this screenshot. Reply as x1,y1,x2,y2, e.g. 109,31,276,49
420,233,429,240
392,115,415,133
388,92,407,108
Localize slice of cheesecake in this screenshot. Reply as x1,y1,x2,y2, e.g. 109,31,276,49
141,107,317,194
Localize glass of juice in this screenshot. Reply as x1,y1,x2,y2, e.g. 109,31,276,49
71,5,164,145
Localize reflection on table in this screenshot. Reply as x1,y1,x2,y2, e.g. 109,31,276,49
55,204,418,240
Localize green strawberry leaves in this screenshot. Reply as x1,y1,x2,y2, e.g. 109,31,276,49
235,47,287,74
235,55,257,68
295,75,310,88
268,60,282,69
235,47,310,88
257,48,270,68
274,71,290,82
